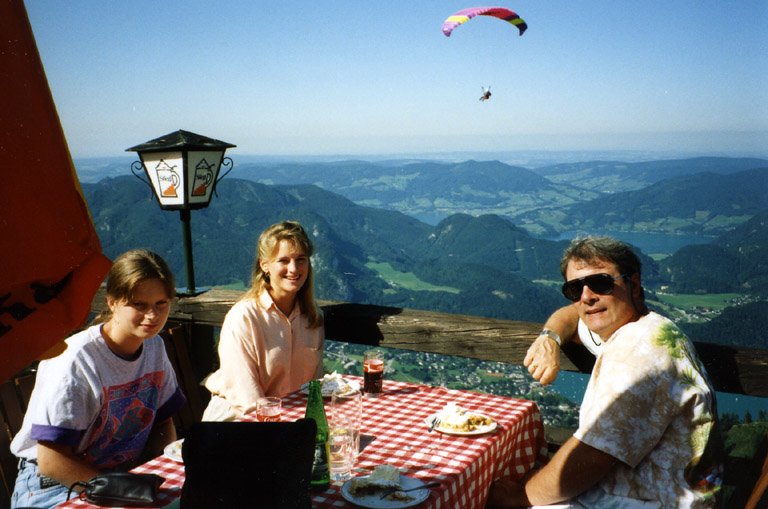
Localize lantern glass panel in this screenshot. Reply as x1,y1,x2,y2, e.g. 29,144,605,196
141,151,185,208
186,150,224,206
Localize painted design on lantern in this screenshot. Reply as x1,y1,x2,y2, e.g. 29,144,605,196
191,159,214,197
154,160,180,198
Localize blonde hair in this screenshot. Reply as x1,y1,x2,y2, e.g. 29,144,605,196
244,221,322,328
93,249,176,324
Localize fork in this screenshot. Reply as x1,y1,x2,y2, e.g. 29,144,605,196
428,416,441,432
379,481,441,499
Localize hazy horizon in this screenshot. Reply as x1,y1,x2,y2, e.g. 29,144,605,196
26,1,768,159
76,149,768,174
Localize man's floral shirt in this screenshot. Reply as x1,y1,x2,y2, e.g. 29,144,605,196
573,312,722,508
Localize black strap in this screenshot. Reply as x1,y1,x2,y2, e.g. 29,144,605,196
66,480,88,501
17,457,38,469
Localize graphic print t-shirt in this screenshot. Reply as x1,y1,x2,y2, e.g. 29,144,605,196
11,325,185,468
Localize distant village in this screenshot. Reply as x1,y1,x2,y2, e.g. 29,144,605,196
653,292,763,324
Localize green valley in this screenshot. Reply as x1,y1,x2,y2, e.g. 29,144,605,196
365,261,460,294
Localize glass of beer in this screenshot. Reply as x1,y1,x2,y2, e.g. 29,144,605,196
363,349,384,397
255,397,282,422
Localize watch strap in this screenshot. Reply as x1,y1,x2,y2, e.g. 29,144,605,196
540,328,562,346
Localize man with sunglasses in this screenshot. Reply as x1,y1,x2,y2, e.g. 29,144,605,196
524,241,656,387
488,236,722,508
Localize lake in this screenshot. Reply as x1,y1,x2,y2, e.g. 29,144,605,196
551,371,767,420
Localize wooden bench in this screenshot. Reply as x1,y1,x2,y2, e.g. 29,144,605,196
160,323,209,435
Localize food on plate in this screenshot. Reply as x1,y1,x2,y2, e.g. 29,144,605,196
349,464,400,492
164,438,184,461
320,372,357,395
385,489,414,502
348,464,413,500
436,403,493,432
301,372,360,397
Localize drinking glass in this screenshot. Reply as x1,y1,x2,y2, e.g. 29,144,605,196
329,389,362,481
255,397,282,422
329,427,357,482
363,349,384,396
331,388,362,430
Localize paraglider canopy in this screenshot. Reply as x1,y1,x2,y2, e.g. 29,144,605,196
442,6,528,37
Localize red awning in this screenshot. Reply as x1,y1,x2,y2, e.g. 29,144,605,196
0,0,112,382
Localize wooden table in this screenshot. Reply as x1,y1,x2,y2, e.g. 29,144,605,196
57,377,547,509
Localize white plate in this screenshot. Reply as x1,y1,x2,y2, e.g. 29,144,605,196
163,438,184,462
300,378,361,398
341,474,430,508
424,412,497,436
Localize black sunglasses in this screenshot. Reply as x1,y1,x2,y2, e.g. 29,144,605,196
561,273,628,301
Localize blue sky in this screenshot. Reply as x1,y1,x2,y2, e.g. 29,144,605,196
25,1,768,159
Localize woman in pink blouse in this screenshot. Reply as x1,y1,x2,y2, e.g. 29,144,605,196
202,221,324,421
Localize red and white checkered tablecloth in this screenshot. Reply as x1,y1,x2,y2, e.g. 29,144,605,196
57,377,546,509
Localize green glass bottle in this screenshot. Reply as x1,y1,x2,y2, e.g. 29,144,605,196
304,379,331,490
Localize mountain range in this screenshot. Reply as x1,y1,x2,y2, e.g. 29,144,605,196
79,156,768,345
84,156,767,233
232,156,768,236
84,176,566,322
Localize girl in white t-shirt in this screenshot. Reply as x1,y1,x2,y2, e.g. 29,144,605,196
10,250,186,509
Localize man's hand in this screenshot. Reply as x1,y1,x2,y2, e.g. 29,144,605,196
524,333,560,385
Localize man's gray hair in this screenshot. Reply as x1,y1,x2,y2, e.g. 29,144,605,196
559,235,642,279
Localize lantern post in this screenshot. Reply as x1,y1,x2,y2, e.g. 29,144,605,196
127,130,235,295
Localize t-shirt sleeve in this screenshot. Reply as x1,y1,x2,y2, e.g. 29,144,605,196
156,386,186,423
28,360,101,446
155,343,187,420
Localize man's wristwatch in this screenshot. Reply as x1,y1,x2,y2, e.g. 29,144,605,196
540,329,562,346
